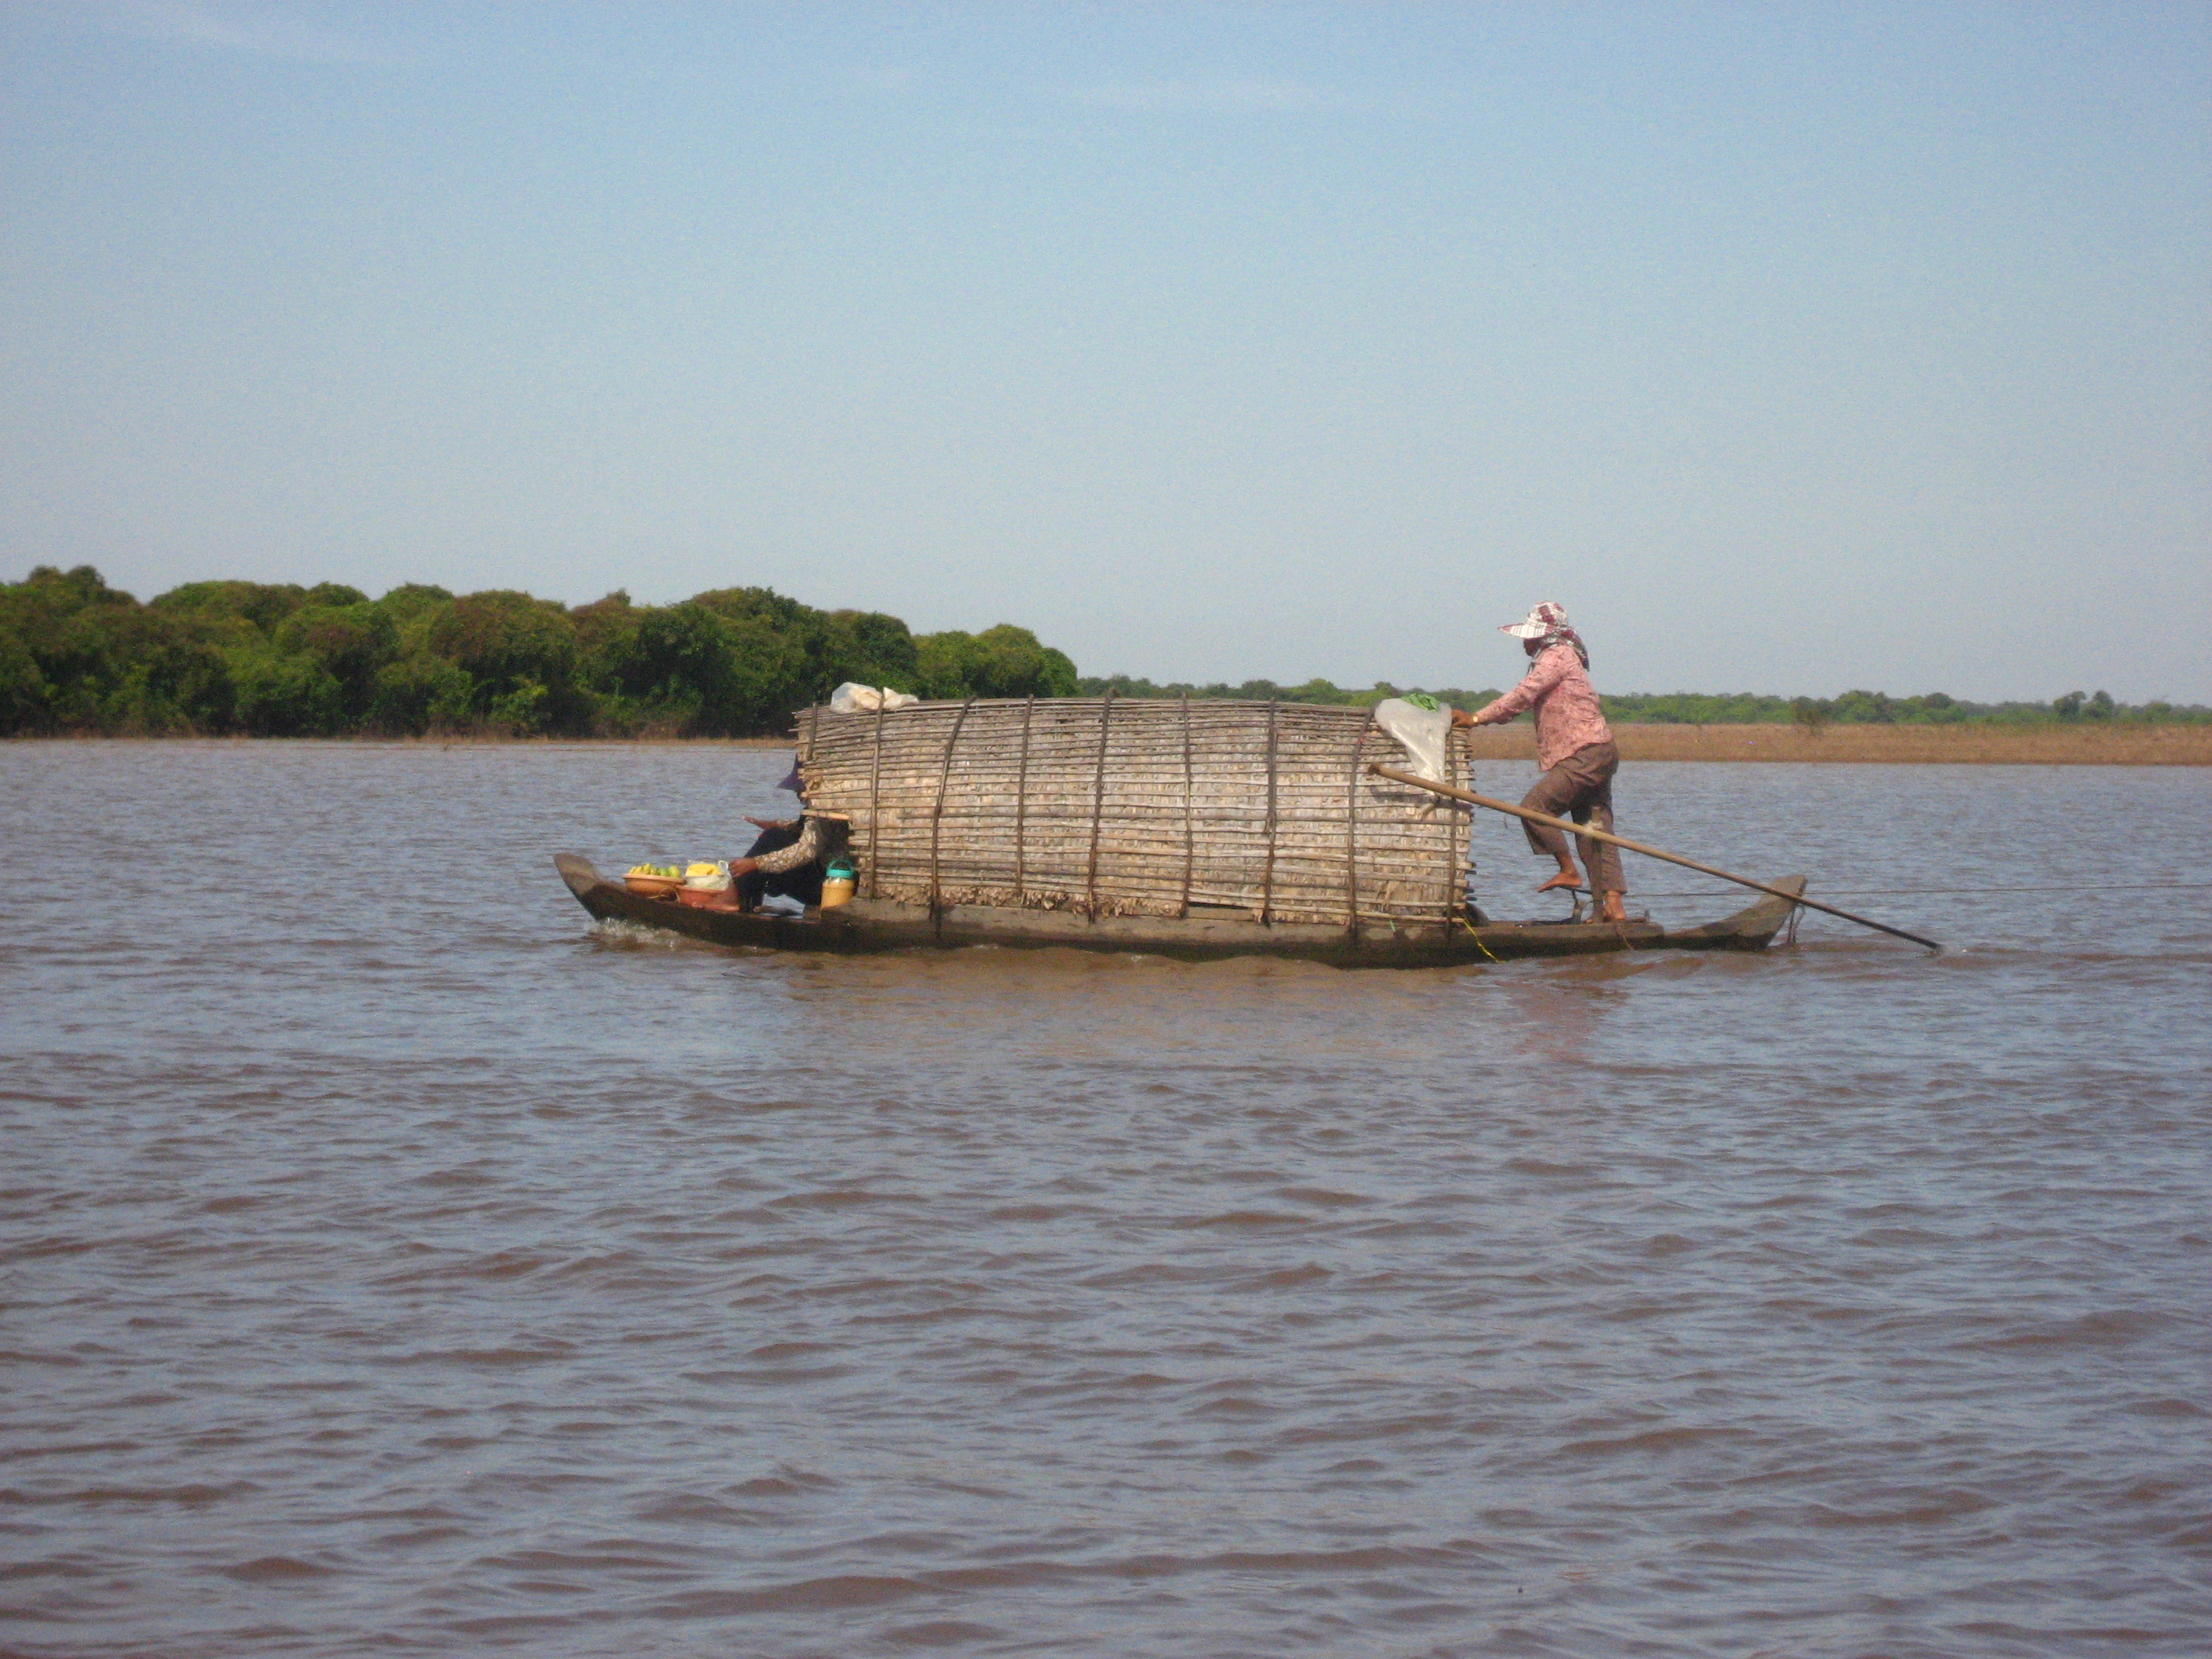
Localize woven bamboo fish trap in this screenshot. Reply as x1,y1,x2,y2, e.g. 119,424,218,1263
795,696,1474,929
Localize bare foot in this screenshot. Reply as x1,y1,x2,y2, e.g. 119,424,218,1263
1599,894,1628,923
1536,870,1584,895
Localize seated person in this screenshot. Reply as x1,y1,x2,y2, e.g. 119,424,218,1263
727,755,847,911
730,813,830,910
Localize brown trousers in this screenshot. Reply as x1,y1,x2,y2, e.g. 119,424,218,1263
1521,740,1625,894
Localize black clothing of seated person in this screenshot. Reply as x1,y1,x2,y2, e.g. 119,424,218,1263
731,753,851,910
733,816,826,910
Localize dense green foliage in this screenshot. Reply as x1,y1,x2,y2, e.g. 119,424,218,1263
1077,676,2209,726
1,566,1076,737
7,564,2199,736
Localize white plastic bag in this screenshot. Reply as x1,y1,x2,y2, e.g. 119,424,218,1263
829,683,922,714
1371,697,1454,784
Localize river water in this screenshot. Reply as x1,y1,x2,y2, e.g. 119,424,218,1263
3,742,2207,1658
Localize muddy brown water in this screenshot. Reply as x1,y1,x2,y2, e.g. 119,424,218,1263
4,742,2207,1657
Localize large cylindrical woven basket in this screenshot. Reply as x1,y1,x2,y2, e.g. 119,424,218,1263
794,697,1473,928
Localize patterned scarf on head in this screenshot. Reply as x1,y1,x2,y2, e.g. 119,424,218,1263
1527,602,1589,669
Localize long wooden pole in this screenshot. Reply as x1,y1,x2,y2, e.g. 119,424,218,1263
1367,764,1943,950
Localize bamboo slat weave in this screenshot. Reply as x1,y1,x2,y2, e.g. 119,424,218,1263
796,698,1472,927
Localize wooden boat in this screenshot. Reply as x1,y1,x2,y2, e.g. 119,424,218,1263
554,853,1806,966
555,697,1822,965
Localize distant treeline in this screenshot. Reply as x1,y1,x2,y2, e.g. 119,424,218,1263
0,565,1075,737
9,564,2201,738
1077,676,2210,727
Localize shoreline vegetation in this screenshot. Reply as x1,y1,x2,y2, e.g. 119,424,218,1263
2,565,1076,740
5,565,2206,763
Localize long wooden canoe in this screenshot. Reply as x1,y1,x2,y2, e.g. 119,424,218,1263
555,855,1805,966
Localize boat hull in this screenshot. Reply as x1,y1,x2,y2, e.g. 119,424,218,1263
555,856,1804,966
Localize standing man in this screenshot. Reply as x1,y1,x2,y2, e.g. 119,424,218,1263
1451,602,1628,923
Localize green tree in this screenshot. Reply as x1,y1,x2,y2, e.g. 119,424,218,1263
567,591,645,732
685,586,831,716
2,566,139,728
366,654,474,734
429,591,583,734
1899,691,1965,725
229,644,344,735
276,602,398,723
373,584,455,627
569,591,637,661
1830,689,1897,724
616,602,739,731
2,565,1093,737
151,580,313,636
611,601,813,734
0,625,48,731
821,609,921,693
126,608,251,731
915,624,1079,699
361,584,467,733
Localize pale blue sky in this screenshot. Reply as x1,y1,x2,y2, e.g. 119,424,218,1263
4,2,2207,700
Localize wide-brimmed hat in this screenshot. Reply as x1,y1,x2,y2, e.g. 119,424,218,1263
775,754,804,792
1500,601,1570,639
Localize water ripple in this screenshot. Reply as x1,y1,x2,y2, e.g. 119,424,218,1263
2,744,2207,1657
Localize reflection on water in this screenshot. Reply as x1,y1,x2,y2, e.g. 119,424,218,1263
2,742,2208,1658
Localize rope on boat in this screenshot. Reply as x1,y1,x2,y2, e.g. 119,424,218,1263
1014,694,1033,906
1085,689,1113,918
1455,914,1503,963
1342,720,1363,940
1178,690,1196,919
928,696,973,915
1258,700,1280,927
1448,724,1471,920
865,699,886,899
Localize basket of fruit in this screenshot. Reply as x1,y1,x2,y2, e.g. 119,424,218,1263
676,861,733,908
624,862,683,898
